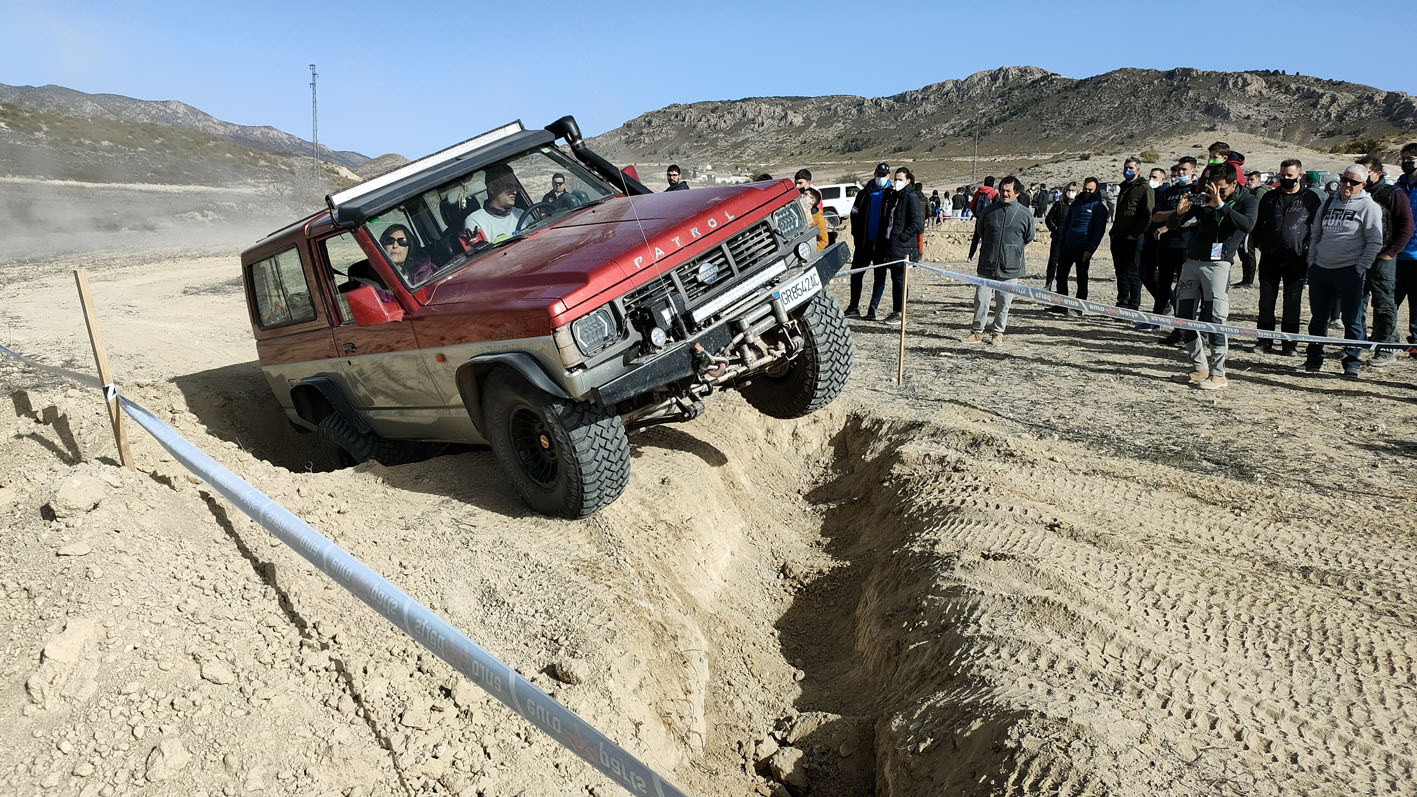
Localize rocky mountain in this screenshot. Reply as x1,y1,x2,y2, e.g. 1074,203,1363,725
0,82,370,169
589,66,1417,170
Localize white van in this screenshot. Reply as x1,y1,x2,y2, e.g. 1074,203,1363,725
814,183,861,231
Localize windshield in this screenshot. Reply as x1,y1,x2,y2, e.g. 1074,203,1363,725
362,146,619,288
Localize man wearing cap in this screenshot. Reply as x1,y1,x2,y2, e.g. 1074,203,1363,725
845,162,895,318
1304,164,1384,378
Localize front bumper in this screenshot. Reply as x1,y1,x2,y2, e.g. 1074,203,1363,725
591,242,848,406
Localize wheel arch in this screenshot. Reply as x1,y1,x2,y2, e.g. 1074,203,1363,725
289,376,370,434
455,353,571,436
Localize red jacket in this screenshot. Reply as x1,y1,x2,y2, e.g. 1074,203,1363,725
971,185,997,214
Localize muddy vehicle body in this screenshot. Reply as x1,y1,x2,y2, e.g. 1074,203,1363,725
241,116,852,517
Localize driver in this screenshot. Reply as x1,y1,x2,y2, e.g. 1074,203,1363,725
466,165,525,242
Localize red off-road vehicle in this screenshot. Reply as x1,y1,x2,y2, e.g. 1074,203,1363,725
241,116,851,517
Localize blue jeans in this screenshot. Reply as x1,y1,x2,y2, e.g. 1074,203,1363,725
1306,265,1366,367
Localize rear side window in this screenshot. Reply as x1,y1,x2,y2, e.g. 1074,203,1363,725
250,248,317,329
820,187,840,200
845,186,859,198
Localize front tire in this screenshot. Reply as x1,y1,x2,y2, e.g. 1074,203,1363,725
482,368,630,518
315,412,423,467
741,291,853,419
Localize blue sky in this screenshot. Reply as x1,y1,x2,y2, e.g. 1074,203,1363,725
2,0,1412,160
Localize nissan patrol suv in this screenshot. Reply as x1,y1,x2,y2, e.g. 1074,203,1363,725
241,116,851,517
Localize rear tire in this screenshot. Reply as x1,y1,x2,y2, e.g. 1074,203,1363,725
740,291,853,419
482,368,629,518
315,412,422,467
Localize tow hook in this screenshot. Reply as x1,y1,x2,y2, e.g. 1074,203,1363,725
693,343,728,378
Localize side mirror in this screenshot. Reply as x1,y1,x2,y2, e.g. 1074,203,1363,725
346,285,404,325
622,165,640,182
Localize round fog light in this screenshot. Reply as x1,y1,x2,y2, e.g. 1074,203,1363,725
648,326,668,347
796,241,813,262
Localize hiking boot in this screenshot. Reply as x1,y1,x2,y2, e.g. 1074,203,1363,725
1366,351,1396,368
1343,366,1361,380
1257,339,1274,354
986,332,1005,345
1195,375,1228,390
1159,331,1182,346
1278,343,1297,357
961,331,984,343
1171,369,1209,385
863,312,878,322
1303,359,1322,373
843,307,861,318
882,313,902,327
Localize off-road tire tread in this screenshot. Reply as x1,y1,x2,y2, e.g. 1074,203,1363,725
316,412,422,467
741,292,853,419
484,369,630,518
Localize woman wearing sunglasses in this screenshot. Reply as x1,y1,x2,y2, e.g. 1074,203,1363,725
379,224,434,285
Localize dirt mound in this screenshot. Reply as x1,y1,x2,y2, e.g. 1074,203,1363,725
3,245,1416,795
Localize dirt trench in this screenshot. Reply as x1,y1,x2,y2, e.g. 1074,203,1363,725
7,355,1416,796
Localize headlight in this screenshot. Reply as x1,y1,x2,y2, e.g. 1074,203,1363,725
571,305,620,356
772,201,806,237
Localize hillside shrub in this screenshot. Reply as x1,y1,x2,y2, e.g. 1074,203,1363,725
1140,148,1160,162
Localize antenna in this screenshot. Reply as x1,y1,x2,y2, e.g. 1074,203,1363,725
309,64,319,176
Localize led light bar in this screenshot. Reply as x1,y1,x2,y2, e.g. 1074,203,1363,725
686,261,787,324
328,121,525,208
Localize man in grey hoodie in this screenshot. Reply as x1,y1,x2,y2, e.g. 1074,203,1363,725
1304,164,1385,378
964,176,1035,344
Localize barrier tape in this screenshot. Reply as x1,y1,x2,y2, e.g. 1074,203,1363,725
0,343,686,797
830,260,1417,351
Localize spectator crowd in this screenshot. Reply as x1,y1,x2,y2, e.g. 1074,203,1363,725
826,140,1417,390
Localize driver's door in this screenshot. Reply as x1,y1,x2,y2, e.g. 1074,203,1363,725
318,231,444,439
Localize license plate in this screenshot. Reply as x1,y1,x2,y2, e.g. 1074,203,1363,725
774,269,822,311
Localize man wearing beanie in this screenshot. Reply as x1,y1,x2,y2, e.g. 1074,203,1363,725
1304,164,1385,378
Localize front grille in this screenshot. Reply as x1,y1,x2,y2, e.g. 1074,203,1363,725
726,223,777,272
623,220,783,335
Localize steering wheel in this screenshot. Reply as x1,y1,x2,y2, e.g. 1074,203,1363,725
516,201,560,233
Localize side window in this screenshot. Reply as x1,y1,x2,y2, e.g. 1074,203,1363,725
845,186,860,198
820,187,840,200
251,248,316,329
322,231,381,324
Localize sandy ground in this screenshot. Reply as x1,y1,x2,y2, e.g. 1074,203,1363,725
2,215,1416,797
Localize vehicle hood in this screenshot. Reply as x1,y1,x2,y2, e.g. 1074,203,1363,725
422,181,791,316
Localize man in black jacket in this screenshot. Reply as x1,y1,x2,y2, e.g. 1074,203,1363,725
846,162,895,317
1252,159,1322,355
1355,155,1417,366
1167,163,1258,390
1043,182,1077,291
865,167,923,326
1109,156,1155,309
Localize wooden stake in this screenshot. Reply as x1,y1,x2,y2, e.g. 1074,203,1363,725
74,270,134,470
897,260,909,386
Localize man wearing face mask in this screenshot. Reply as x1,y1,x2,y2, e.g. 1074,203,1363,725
1138,167,1170,319
846,162,895,318
1150,157,1199,336
1109,157,1156,310
1353,155,1415,367
867,167,922,326
1394,143,1417,356
1252,159,1322,355
1167,162,1258,389
1044,182,1078,292
1050,177,1109,311
1304,164,1384,378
